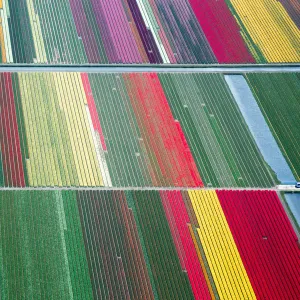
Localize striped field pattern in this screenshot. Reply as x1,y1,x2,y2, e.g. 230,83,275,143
0,189,299,299
0,72,279,187
226,0,300,63
246,73,300,181
0,2,299,300
0,0,299,64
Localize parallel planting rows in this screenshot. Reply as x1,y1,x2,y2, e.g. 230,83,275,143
246,73,300,181
0,0,299,64
227,0,300,62
0,72,280,187
278,0,300,28
0,190,299,299
159,73,276,187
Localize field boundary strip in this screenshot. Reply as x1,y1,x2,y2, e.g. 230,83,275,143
0,64,298,73
0,187,297,192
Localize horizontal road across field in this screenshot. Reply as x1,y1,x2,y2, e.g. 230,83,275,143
0,64,298,73
0,187,297,191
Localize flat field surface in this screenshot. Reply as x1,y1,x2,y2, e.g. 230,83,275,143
246,73,300,181
0,189,299,299
0,0,299,64
0,72,277,187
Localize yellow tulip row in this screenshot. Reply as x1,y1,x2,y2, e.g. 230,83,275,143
189,190,256,299
18,73,103,186
230,0,300,62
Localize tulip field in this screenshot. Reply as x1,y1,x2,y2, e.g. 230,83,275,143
0,70,299,299
0,189,299,299
246,73,300,181
0,0,299,298
0,0,299,64
0,71,284,187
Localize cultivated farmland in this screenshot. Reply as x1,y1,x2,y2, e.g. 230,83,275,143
0,0,299,64
159,73,276,187
0,72,280,187
246,73,300,181
0,190,299,299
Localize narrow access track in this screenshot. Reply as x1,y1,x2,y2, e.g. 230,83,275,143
0,63,299,73
0,186,298,192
